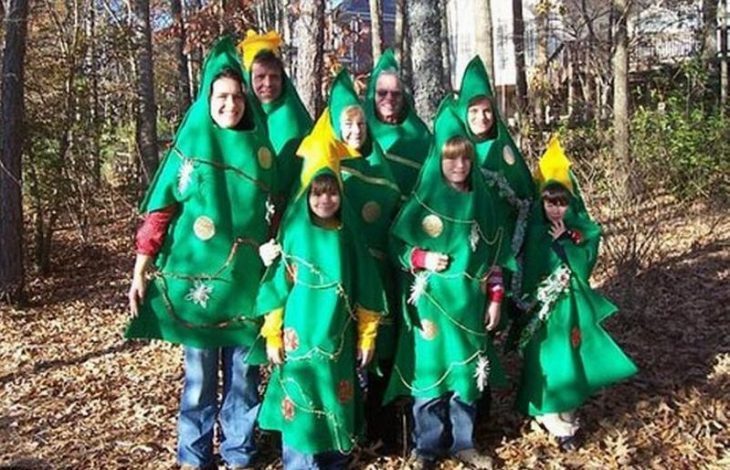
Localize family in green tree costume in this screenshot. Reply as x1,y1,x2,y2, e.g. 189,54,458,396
328,69,401,359
240,30,313,201
252,110,386,459
125,37,275,349
385,98,516,404
365,49,433,197
513,138,637,446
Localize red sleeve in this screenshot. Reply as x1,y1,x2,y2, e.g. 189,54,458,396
136,205,177,256
486,267,505,303
410,247,428,270
568,229,584,245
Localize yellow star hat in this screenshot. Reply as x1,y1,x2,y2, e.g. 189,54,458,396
534,135,574,194
296,108,361,195
238,30,284,70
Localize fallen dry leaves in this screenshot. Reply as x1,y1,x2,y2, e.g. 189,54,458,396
1,197,728,469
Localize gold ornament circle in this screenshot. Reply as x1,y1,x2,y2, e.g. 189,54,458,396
361,201,381,223
502,145,516,166
422,215,444,238
420,320,438,340
193,216,216,241
258,146,273,169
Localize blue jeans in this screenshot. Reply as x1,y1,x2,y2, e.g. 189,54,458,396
177,346,260,468
412,393,476,460
282,445,349,470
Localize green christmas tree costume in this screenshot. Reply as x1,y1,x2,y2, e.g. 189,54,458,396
243,61,312,201
329,69,401,358
514,165,637,416
384,99,516,405
364,49,432,197
125,37,276,349
252,121,386,454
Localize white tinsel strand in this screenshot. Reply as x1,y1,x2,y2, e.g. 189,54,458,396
469,222,480,252
265,197,276,225
474,353,491,392
408,272,429,305
177,158,194,194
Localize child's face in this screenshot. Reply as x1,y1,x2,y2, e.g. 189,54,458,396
309,188,341,220
210,77,246,128
467,97,494,137
339,113,367,150
543,198,568,224
441,154,472,188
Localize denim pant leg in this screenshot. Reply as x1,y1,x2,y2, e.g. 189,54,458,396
282,445,319,470
316,450,349,470
412,396,448,460
219,346,261,467
177,347,219,467
449,394,477,453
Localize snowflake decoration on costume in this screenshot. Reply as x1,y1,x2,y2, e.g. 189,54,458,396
408,272,429,305
177,158,195,194
469,222,480,252
184,280,213,308
265,196,276,225
474,353,490,392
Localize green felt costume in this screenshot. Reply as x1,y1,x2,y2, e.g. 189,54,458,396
364,49,432,197
514,176,637,416
125,37,275,349
384,98,516,405
329,70,401,359
252,124,386,454
450,57,536,326
243,55,312,201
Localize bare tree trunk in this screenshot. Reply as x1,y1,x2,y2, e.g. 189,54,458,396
171,0,191,118
394,0,406,62
475,0,494,81
702,0,719,81
295,0,325,117
512,0,528,114
534,0,549,128
721,0,728,110
439,0,451,90
88,0,102,187
0,0,29,304
187,0,203,99
369,0,383,64
131,0,159,184
612,0,631,197
406,0,445,125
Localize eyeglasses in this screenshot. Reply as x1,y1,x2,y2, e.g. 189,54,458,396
376,89,402,98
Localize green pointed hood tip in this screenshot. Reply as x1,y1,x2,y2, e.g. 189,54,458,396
366,48,401,101
328,70,362,136
455,56,494,117
198,36,245,100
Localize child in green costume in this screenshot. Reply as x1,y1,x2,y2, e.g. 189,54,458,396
327,69,403,450
385,98,516,469
253,110,386,469
126,37,275,469
364,49,432,197
513,137,638,451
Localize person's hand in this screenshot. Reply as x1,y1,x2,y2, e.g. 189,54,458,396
259,239,282,267
128,273,147,318
484,301,501,331
357,348,374,368
549,219,567,241
267,345,284,365
424,251,449,272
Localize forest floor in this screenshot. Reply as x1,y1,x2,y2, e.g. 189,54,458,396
0,196,728,470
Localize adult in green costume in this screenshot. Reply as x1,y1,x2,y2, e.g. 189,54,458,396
125,37,274,468
328,68,403,449
513,137,637,450
252,110,386,467
240,30,313,203
364,49,432,197
384,98,515,468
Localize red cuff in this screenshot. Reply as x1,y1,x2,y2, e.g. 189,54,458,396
411,247,428,270
568,229,583,244
136,205,177,256
489,284,505,303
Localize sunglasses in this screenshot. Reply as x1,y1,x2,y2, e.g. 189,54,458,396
376,89,402,98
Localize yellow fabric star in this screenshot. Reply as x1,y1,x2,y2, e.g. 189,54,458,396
535,135,574,194
297,108,361,194
238,30,284,70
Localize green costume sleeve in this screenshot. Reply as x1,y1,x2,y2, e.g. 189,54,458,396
125,37,276,349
